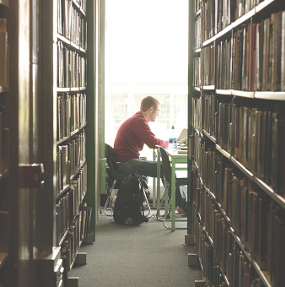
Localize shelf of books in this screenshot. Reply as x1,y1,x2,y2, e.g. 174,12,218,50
189,0,285,286
54,0,92,283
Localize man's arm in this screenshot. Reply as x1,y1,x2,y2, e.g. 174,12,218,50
136,119,169,148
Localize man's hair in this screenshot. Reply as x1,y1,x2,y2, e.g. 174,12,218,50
140,96,160,112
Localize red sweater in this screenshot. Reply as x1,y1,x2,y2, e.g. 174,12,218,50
114,111,169,162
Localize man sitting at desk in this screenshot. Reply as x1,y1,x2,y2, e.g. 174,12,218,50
114,96,187,214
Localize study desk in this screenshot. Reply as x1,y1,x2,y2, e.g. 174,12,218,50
155,147,188,231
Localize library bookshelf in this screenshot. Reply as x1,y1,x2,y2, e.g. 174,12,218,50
188,0,285,286
40,0,94,286
0,0,95,286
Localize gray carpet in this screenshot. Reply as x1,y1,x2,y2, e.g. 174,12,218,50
70,210,201,287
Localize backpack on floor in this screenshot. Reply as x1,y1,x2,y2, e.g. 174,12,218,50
113,174,148,226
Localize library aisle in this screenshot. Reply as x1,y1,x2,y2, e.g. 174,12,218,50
70,211,201,287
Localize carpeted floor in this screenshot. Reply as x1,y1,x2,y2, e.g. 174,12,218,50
70,210,201,287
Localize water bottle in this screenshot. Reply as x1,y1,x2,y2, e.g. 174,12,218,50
169,125,177,150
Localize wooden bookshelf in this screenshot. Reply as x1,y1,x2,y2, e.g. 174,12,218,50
189,0,285,286
38,0,95,286
54,0,91,283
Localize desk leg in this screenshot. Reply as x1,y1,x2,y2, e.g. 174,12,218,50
171,158,176,231
156,149,161,214
152,149,156,208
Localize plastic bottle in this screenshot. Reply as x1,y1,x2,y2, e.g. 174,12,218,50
169,125,177,150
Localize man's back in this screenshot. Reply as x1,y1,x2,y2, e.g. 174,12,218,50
114,111,168,162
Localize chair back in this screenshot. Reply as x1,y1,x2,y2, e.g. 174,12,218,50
105,144,128,179
159,147,172,188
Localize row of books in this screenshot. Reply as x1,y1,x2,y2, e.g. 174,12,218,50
193,220,214,285
192,94,285,195
70,3,87,50
191,96,202,133
193,208,264,287
193,0,201,14
57,0,87,49
71,163,88,215
197,0,271,45
0,104,9,174
201,93,217,139
199,9,285,92
194,16,202,50
192,169,285,286
236,0,265,19
56,191,72,244
61,203,92,273
195,9,285,92
216,38,231,90
201,44,215,86
200,0,234,43
220,103,284,195
57,92,86,141
74,0,87,13
56,164,88,244
231,12,285,92
57,131,86,193
57,41,87,89
0,19,9,88
193,57,201,88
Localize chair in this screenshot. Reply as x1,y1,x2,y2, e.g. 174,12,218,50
158,146,188,229
103,144,151,217
103,144,128,216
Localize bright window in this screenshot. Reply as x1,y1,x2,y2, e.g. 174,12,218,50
105,0,188,158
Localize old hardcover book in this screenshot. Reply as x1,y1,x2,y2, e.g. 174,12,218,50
238,253,245,287
262,18,270,91
57,94,63,140
236,29,243,90
247,190,255,255
248,108,256,174
0,19,8,88
232,33,236,89
233,105,240,160
61,145,68,187
256,110,262,178
249,191,258,260
57,0,63,34
240,177,249,248
271,12,282,91
227,38,232,89
257,195,269,270
271,212,284,287
210,44,215,85
259,111,267,181
248,23,256,91
57,42,64,88
265,110,272,184
241,25,248,91
242,106,249,168
221,220,227,271
213,210,222,259
223,166,233,213
271,113,279,191
255,23,262,91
